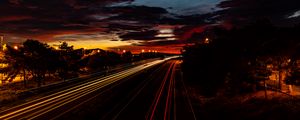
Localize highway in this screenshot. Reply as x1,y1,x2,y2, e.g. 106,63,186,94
0,57,196,120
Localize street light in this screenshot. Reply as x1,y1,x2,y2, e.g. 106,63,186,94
14,46,18,50
204,38,210,44
142,49,145,53
82,47,86,55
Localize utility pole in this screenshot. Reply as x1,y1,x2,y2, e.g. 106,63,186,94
0,35,3,51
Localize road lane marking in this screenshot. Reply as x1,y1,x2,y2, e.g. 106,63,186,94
148,62,175,120
180,69,197,120
1,67,141,119
0,66,139,115
110,62,169,120
5,71,136,119
164,61,177,120
0,58,172,119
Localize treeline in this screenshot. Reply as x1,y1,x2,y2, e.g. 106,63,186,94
182,20,300,96
0,39,162,87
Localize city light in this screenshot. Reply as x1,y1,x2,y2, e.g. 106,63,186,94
14,46,18,50
123,50,126,53
142,49,145,53
204,38,210,44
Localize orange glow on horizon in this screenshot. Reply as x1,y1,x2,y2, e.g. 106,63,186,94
48,40,131,50
48,39,182,54
110,44,183,54
4,33,182,54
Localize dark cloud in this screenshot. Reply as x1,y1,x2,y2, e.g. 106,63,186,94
104,5,171,25
0,0,212,41
107,23,149,31
102,5,213,41
217,0,300,26
174,0,300,41
104,5,168,14
0,0,135,39
4,0,299,52
141,40,183,46
119,30,158,40
0,0,215,54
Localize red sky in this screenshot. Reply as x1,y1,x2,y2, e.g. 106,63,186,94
0,0,299,54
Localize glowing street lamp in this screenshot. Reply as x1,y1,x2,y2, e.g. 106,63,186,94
123,50,126,53
204,38,210,44
14,46,18,50
82,47,87,55
141,49,145,53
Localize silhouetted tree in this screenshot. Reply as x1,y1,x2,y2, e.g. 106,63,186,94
59,41,73,52
22,39,58,87
3,46,26,86
182,20,300,96
122,51,133,63
87,53,106,71
56,42,81,80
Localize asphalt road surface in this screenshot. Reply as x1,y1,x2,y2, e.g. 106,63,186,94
0,57,196,120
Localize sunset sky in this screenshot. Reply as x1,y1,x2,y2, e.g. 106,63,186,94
0,0,299,53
